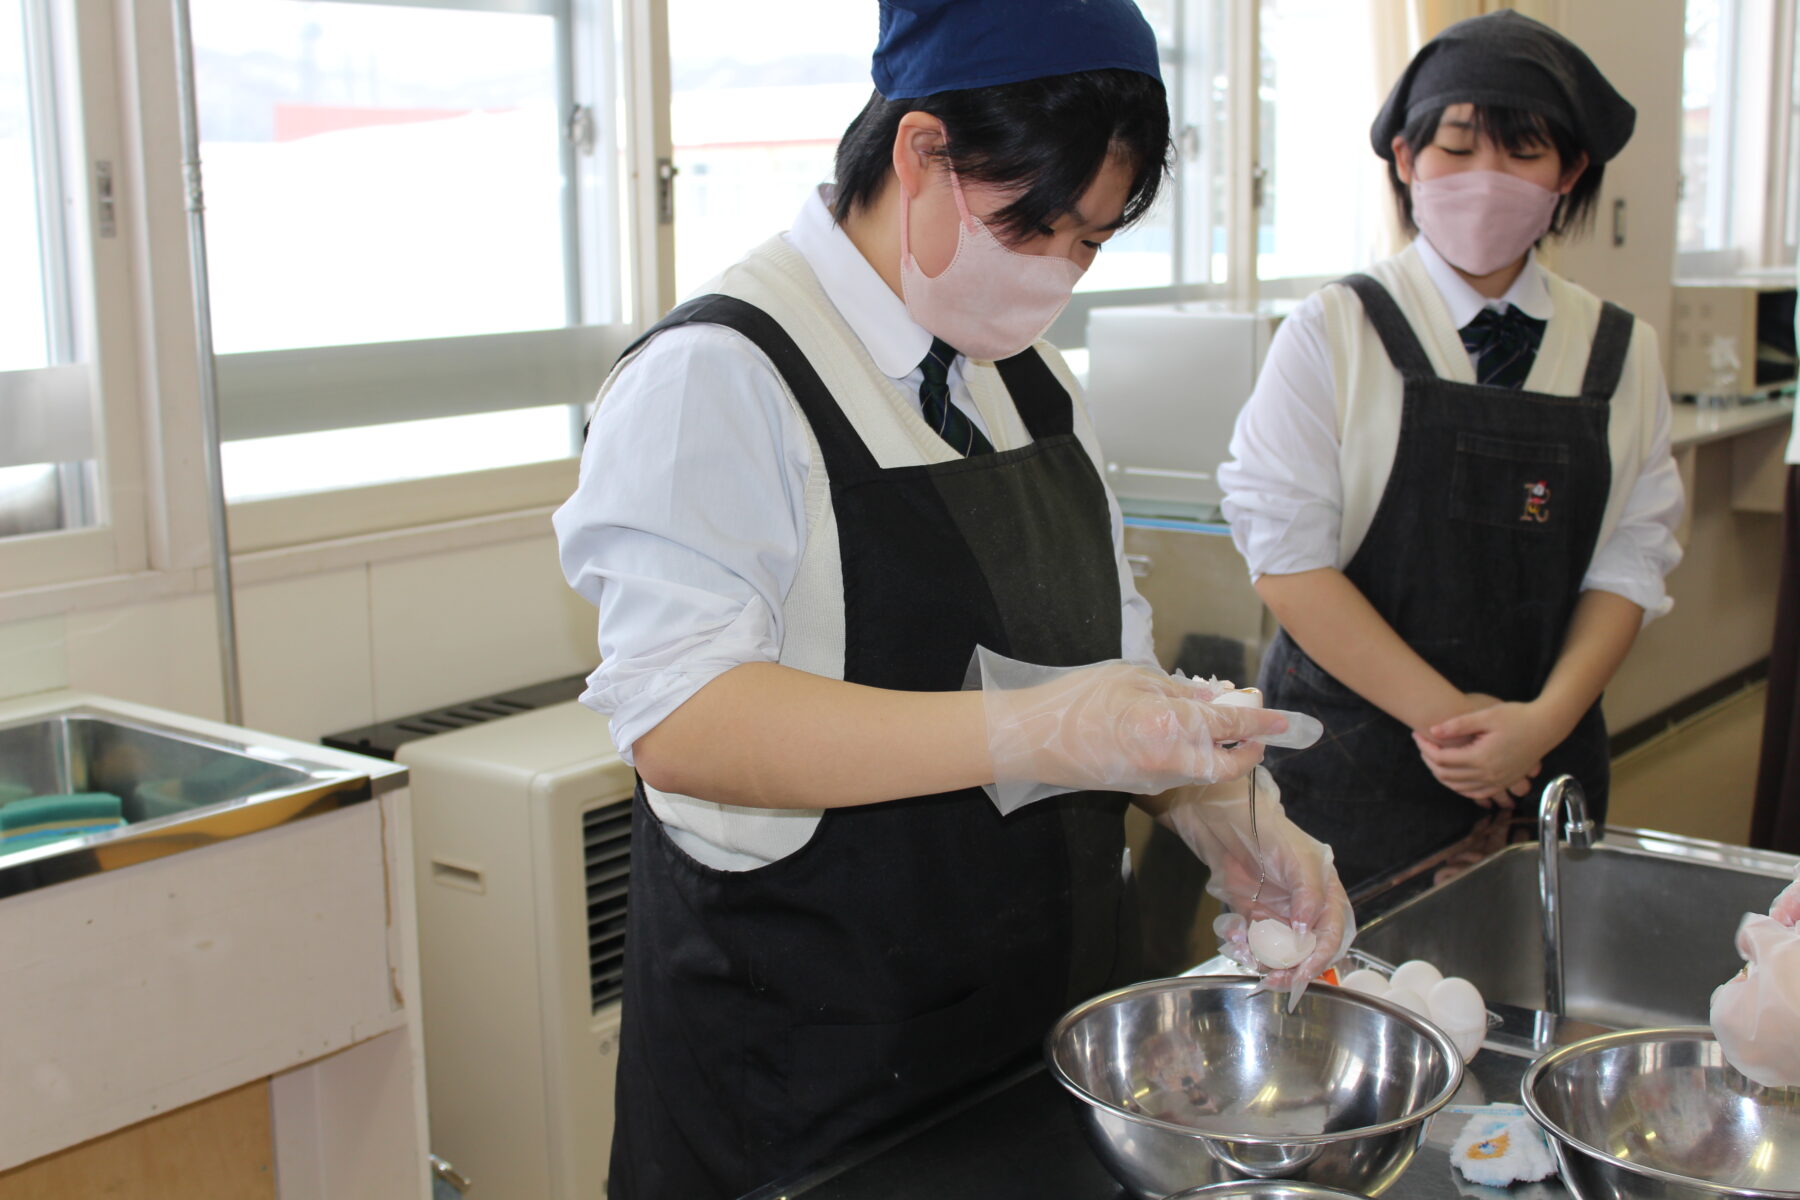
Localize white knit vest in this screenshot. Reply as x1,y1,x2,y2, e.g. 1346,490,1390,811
1320,242,1666,568
596,235,1100,869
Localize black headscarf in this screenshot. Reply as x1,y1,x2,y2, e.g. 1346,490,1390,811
1371,10,1635,163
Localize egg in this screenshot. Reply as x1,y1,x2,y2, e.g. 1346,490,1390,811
1427,976,1485,1026
1389,959,1445,998
1426,976,1488,1061
1383,985,1430,1016
1339,968,1390,997
1247,918,1318,970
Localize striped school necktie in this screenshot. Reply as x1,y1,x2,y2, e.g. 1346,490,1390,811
917,337,994,457
1459,305,1549,390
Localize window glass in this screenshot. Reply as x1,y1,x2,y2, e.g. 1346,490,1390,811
1,0,49,372
1257,0,1384,280
1,0,98,538
191,0,565,353
1787,15,1800,256
668,0,870,299
221,405,574,502
1678,0,1729,254
190,0,594,503
1078,0,1178,293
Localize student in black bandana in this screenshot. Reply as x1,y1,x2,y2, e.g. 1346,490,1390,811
1219,11,1685,893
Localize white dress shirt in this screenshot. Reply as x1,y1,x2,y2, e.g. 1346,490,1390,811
1217,237,1683,619
554,186,1155,763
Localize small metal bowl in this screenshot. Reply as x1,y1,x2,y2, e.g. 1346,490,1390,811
1522,1026,1800,1199
1046,976,1464,1198
1166,1183,1370,1199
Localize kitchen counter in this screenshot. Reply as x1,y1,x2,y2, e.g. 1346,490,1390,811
1668,395,1793,449
743,1012,1575,1200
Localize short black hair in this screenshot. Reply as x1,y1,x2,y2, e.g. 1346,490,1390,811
831,67,1172,242
1387,103,1604,238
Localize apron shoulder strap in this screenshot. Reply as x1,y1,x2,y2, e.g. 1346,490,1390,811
1578,302,1634,403
993,348,1075,439
614,293,880,476
1335,273,1438,381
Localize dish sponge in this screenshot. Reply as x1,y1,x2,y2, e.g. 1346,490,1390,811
0,793,126,851
1449,1103,1558,1186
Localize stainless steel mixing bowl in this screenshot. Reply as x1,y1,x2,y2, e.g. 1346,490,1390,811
1522,1026,1800,1199
1166,1183,1370,1199
1045,976,1464,1198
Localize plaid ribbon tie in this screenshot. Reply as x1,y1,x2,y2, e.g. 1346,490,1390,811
1460,305,1548,390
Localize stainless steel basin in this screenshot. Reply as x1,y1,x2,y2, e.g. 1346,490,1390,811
1354,830,1799,1029
0,705,404,897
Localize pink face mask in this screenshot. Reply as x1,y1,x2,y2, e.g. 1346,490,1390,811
1411,170,1561,276
900,170,1086,361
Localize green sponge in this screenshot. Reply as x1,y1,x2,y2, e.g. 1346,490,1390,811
0,792,126,850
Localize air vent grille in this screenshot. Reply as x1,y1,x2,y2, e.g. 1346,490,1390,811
585,799,632,1011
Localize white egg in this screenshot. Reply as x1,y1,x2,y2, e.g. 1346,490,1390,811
1389,959,1445,998
1427,977,1488,1063
1428,976,1485,1027
1384,985,1430,1016
1214,688,1263,707
1339,968,1390,997
1247,918,1317,970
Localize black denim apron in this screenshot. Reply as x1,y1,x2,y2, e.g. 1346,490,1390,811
1258,274,1633,892
605,296,1128,1200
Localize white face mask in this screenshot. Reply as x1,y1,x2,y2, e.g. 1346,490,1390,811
899,169,1086,361
1411,170,1561,276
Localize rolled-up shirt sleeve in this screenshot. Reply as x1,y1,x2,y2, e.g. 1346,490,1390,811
1581,378,1684,623
553,326,811,763
1216,296,1347,580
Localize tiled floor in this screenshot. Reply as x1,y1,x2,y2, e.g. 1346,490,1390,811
1609,682,1769,846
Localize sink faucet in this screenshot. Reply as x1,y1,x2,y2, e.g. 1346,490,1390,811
1539,774,1596,1017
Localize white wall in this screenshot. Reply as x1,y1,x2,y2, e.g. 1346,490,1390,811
1543,0,1687,358
0,529,599,746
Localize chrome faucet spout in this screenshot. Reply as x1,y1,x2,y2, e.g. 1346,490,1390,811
1539,775,1591,1018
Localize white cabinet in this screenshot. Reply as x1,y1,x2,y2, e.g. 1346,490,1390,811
0,691,430,1199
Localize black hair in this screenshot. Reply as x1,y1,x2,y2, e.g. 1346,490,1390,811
831,68,1172,242
1387,103,1604,238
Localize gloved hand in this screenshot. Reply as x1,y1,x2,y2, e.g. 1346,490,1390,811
1711,867,1800,1088
972,648,1314,814
1162,767,1355,1008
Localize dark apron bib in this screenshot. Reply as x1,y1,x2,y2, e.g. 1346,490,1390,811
606,296,1128,1200
1258,274,1632,892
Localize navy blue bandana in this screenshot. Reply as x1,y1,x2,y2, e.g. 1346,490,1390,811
872,0,1161,100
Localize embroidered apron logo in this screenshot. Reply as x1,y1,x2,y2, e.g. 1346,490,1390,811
1521,480,1551,523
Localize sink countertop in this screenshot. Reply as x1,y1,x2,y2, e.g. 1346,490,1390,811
743,1032,1570,1200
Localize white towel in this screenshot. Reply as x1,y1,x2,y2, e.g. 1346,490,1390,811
1449,1104,1559,1187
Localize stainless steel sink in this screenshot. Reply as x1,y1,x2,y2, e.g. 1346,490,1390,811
0,705,404,897
1354,829,1799,1029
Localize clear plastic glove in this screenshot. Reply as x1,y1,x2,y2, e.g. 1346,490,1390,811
1771,871,1800,927
1163,767,1355,1009
971,648,1315,814
1711,867,1800,1088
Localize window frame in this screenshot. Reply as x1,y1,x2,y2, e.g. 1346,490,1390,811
1677,0,1800,277
187,0,648,535
0,0,151,592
